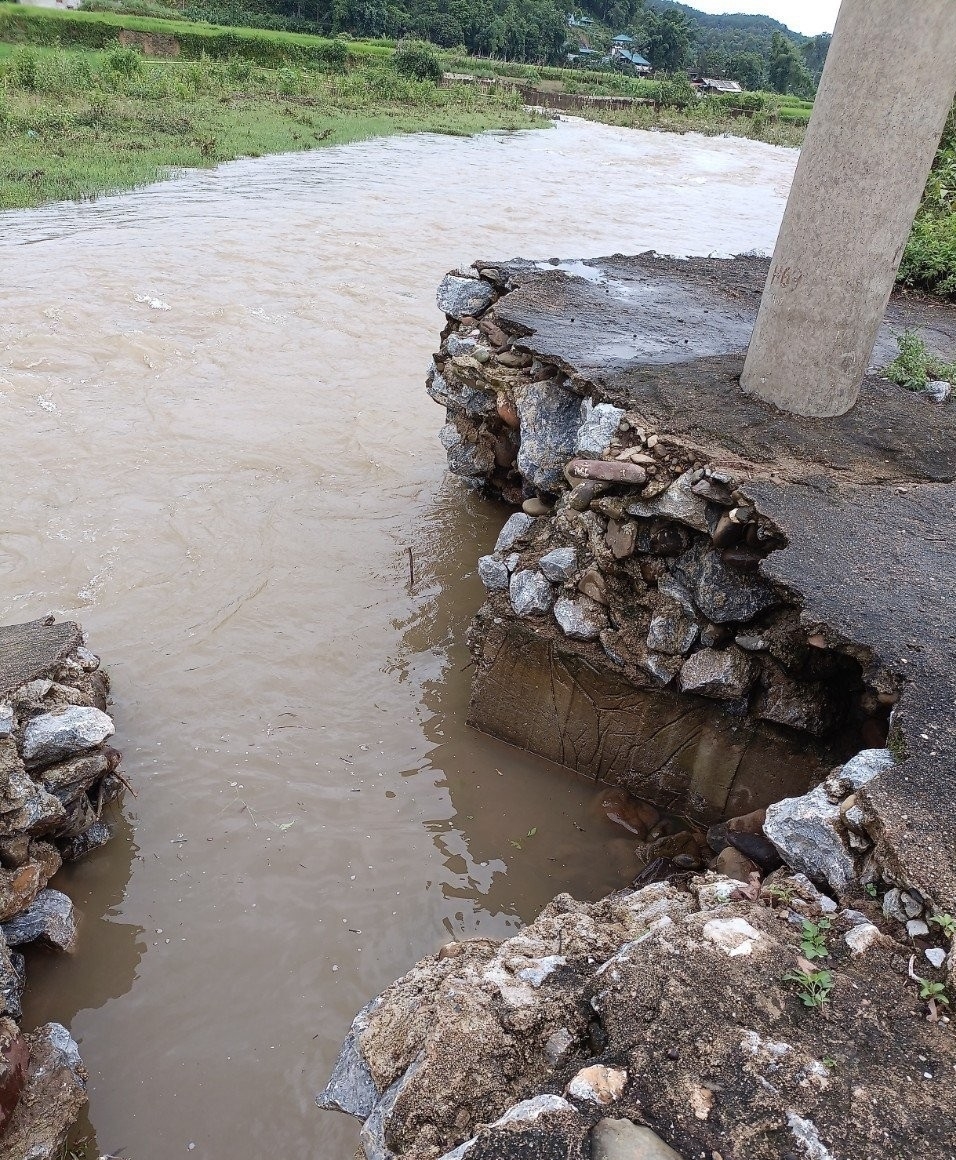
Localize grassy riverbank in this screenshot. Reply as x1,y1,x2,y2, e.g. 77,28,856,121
0,42,538,208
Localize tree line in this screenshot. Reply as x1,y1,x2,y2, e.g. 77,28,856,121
186,0,828,95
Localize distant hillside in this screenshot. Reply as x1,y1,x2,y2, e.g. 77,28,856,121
177,0,827,83
647,0,807,49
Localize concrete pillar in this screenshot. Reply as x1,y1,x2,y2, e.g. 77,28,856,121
741,0,956,418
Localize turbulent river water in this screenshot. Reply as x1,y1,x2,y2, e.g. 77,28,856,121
0,117,796,1159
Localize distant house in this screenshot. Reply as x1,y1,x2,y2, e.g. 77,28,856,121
566,13,595,27
693,77,743,94
567,45,602,63
611,34,634,44
610,45,652,73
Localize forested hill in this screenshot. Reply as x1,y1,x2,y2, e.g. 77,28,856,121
646,0,830,81
183,0,828,86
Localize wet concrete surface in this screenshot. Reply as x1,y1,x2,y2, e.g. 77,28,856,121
491,254,956,482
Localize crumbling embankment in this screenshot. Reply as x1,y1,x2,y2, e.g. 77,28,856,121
0,618,129,1158
320,256,956,1159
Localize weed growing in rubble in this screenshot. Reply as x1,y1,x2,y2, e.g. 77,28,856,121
919,979,950,1005
799,918,831,961
784,968,834,1008
929,913,956,939
884,330,956,390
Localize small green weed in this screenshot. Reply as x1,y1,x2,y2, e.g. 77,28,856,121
884,329,956,391
919,979,950,1005
785,968,834,1008
800,917,831,961
765,882,796,905
929,913,956,939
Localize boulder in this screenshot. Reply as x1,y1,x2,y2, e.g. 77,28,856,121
592,1120,685,1160
673,541,780,624
477,555,510,592
0,778,65,839
628,472,710,534
34,752,109,806
0,1023,87,1160
539,547,578,583
0,865,43,924
495,513,536,554
646,603,698,656
21,708,114,769
437,1095,589,1160
1,889,77,952
823,749,895,800
0,1017,29,1135
60,820,112,863
678,647,754,700
316,1001,380,1119
515,380,582,493
575,401,625,457
437,275,495,320
510,571,553,618
554,597,607,642
763,785,856,892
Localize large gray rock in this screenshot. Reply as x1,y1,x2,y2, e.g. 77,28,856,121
510,571,553,618
554,597,607,641
316,1000,380,1119
428,367,495,418
360,1057,423,1160
446,332,478,357
539,547,578,583
673,542,780,625
439,1096,588,1160
437,275,495,320
824,748,895,800
21,707,114,768
478,555,510,592
495,513,536,554
576,401,624,457
646,603,698,656
0,1022,87,1160
1,889,77,952
0,775,65,839
592,1119,685,1160
36,752,109,806
763,784,856,892
678,647,754,700
628,472,710,534
440,424,495,481
515,379,581,493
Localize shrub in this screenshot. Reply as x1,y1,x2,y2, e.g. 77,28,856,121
105,45,142,75
655,71,695,109
11,46,41,90
393,39,442,84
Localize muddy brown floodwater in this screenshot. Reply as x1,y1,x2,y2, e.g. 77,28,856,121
0,117,796,1159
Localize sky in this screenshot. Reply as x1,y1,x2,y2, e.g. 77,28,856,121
686,0,841,36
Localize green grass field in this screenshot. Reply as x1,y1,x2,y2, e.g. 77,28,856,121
0,39,540,208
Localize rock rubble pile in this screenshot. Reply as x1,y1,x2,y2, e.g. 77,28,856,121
0,617,129,1158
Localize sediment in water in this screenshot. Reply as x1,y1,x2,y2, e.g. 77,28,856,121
321,255,956,1159
0,618,129,1158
